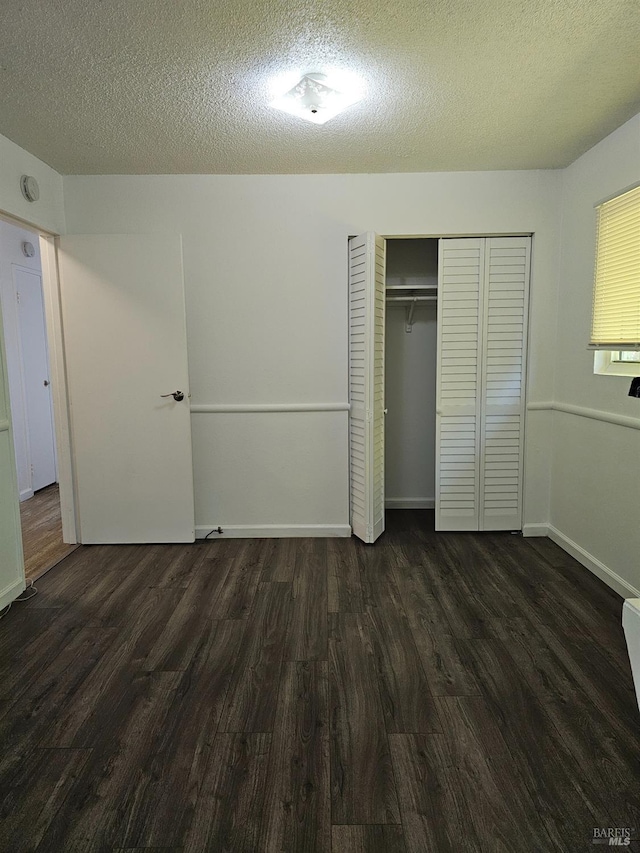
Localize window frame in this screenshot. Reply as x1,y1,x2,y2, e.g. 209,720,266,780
593,351,640,377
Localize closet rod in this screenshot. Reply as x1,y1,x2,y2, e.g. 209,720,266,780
385,295,437,302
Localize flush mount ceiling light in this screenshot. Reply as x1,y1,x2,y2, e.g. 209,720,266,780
269,73,363,125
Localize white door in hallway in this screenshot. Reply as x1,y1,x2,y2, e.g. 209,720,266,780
57,234,195,544
15,267,57,492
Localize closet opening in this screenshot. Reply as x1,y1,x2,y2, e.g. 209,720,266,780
384,238,438,526
348,232,531,544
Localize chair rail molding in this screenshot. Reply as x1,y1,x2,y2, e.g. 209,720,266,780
190,402,350,413
526,401,640,431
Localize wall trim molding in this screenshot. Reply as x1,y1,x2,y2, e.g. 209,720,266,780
195,523,352,539
0,576,27,612
19,487,34,502
526,401,640,431
191,403,350,414
385,497,435,509
545,524,640,599
522,523,549,537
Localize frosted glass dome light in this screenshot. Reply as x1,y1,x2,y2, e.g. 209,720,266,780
269,73,363,125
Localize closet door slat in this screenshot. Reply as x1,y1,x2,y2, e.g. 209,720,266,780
436,238,483,531
480,237,531,531
349,232,386,543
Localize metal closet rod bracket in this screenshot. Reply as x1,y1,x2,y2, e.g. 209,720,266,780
406,298,417,333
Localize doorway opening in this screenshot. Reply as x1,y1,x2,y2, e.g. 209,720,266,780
384,238,438,522
0,217,77,580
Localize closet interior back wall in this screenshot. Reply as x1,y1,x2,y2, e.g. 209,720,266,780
384,238,438,510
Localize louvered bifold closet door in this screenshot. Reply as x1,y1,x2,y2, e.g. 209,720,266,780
480,237,530,530
436,238,484,531
349,232,386,544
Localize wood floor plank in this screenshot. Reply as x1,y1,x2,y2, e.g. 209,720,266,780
0,626,117,782
208,540,267,619
35,671,182,852
388,732,479,853
219,582,292,732
397,549,493,640
457,634,623,845
329,613,400,825
331,825,406,852
483,619,640,828
364,581,441,732
284,538,328,661
394,569,480,696
116,619,246,848
435,696,557,850
0,748,90,852
260,661,330,851
0,609,87,706
182,733,271,853
41,589,184,748
144,543,208,589
328,537,364,613
143,562,233,671
261,537,298,582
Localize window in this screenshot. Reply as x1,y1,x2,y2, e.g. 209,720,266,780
590,183,640,349
591,184,640,376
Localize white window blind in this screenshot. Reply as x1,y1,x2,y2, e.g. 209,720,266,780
590,184,640,349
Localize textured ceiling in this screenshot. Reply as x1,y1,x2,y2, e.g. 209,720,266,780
0,0,639,175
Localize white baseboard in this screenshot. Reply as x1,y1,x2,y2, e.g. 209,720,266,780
0,576,27,612
385,498,435,509
19,488,34,502
522,523,549,537
195,524,352,539
547,525,640,599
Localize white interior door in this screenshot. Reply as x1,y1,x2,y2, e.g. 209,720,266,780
349,232,386,544
436,238,484,531
15,267,57,492
57,234,195,544
0,298,25,609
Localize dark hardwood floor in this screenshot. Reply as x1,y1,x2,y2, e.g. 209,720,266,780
0,511,638,852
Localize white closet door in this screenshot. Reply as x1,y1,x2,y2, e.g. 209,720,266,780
349,232,386,543
436,238,484,531
480,237,530,530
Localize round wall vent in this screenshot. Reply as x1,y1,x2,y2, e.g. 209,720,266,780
20,175,40,203
21,241,35,258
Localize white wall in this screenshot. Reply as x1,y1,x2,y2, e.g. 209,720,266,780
63,170,561,534
0,133,65,235
385,239,437,507
0,220,45,499
548,113,640,596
